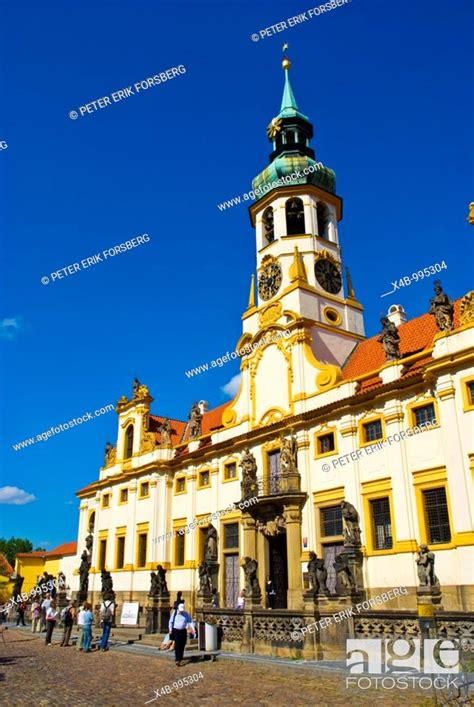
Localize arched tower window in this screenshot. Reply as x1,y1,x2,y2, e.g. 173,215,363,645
88,511,95,534
317,202,330,239
285,197,305,235
262,207,274,244
124,425,134,459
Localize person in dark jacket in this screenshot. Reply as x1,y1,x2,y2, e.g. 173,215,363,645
16,601,27,626
60,602,76,646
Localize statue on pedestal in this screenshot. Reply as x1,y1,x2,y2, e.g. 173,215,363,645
429,281,454,332
341,501,361,546
79,550,91,596
334,553,355,594
188,402,202,439
204,526,218,561
307,551,329,596
416,544,440,587
378,317,401,360
160,419,172,446
197,561,213,593
241,556,260,597
101,570,115,601
240,448,258,499
280,433,298,474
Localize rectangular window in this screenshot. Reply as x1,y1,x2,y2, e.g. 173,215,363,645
267,449,281,494
175,532,185,566
120,488,128,503
224,462,237,480
321,505,343,537
413,404,436,426
467,381,474,406
317,433,335,455
224,523,239,550
116,536,125,569
198,470,210,487
176,477,186,493
102,493,110,508
422,487,451,544
363,419,383,443
98,539,107,570
137,533,147,567
140,482,149,498
369,497,393,550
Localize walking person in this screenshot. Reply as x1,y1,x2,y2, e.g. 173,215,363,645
16,601,27,626
99,597,115,651
31,599,42,633
82,602,94,653
76,603,85,651
45,601,59,645
168,603,195,667
236,590,245,610
266,576,276,609
41,594,51,632
60,602,76,647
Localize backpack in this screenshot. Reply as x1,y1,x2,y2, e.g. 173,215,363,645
102,601,113,622
60,606,69,622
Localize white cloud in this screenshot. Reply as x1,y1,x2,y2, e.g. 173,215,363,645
0,486,37,505
64,500,74,505
221,373,241,398
0,316,23,340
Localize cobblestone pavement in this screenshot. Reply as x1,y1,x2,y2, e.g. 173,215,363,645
0,629,435,706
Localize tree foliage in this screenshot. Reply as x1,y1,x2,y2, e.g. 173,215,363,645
0,537,33,567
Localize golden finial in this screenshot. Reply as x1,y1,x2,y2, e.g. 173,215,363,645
247,274,256,309
282,43,291,71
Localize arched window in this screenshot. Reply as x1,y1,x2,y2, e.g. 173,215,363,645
317,202,330,239
285,197,305,235
262,207,274,244
124,425,134,459
88,511,95,534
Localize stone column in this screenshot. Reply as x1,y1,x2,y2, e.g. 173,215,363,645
257,531,267,604
241,513,257,559
284,504,303,610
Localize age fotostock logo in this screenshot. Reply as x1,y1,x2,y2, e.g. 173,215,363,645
346,638,461,691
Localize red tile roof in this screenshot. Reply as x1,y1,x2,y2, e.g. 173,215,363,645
149,415,187,445
16,542,77,559
343,300,461,380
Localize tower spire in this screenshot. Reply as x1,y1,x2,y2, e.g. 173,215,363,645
278,45,307,121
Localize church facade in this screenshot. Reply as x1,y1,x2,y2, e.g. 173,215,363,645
74,56,474,643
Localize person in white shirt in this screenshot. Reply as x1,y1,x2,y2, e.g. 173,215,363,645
76,604,85,651
168,603,195,666
41,595,51,632
45,601,59,645
99,599,115,651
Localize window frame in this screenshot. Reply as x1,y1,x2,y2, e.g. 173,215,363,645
124,424,134,459
197,468,211,490
174,476,186,495
174,528,186,567
136,532,148,568
407,398,439,429
412,468,454,551
101,493,111,509
461,376,474,412
361,479,400,555
223,459,238,483
359,415,385,447
119,487,128,505
139,481,150,499
115,534,126,569
314,428,338,459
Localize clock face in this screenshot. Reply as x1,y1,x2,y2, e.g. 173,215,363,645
258,262,282,301
314,258,342,294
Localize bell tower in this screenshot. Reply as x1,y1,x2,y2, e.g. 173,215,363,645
245,50,364,365
223,50,365,431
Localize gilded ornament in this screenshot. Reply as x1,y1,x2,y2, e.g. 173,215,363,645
459,290,474,326
259,302,282,327
266,117,283,139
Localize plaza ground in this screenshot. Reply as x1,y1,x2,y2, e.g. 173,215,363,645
0,626,436,706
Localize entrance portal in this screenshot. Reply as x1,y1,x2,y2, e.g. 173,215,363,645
268,533,288,609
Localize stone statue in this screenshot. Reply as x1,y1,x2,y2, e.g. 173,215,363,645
280,433,298,474
334,553,355,594
197,561,213,593
12,574,24,600
241,556,260,597
378,316,401,360
85,533,93,553
149,572,161,597
160,418,172,446
429,281,454,332
204,526,218,561
341,501,361,546
188,402,202,439
416,544,440,587
101,570,115,600
256,515,286,537
132,377,141,398
79,551,91,595
155,565,169,595
104,441,116,466
240,448,258,499
307,551,329,596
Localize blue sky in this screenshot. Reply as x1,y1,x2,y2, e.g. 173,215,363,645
0,0,472,549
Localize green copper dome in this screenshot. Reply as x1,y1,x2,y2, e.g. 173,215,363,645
252,54,336,202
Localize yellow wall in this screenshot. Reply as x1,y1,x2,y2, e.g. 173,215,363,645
15,557,46,595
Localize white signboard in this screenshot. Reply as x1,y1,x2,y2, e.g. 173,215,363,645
120,601,139,626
